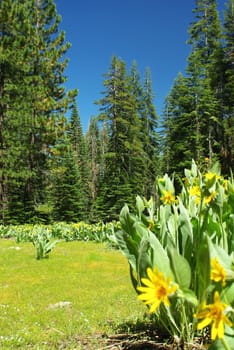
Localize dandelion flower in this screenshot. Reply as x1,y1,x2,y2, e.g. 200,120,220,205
211,258,226,287
194,291,232,340
137,267,178,313
160,191,176,205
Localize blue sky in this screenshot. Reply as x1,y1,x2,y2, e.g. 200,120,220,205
54,0,226,132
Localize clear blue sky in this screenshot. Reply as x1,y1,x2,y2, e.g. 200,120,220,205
54,0,226,132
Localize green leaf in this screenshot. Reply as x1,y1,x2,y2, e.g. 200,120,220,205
137,236,152,279
136,195,145,217
208,239,232,270
148,231,172,278
129,264,138,292
196,236,211,300
168,247,191,288
178,201,193,256
176,288,198,307
222,283,234,306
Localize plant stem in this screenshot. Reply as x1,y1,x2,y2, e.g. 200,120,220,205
221,337,231,350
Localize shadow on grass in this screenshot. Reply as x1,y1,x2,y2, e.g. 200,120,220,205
105,316,173,349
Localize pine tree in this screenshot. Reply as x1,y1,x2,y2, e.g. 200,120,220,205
20,0,77,221
222,0,234,171
186,0,222,164
0,0,77,223
94,56,145,220
52,150,84,222
141,67,159,196
98,120,109,182
161,73,195,177
162,0,223,177
70,101,85,165
69,101,89,217
86,116,100,220
129,63,160,196
0,0,31,223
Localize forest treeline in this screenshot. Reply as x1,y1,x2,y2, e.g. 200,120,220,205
0,0,233,224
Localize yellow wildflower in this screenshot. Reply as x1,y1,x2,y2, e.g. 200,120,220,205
204,172,221,181
205,191,216,204
137,267,178,313
160,190,176,205
189,186,201,204
194,291,232,340
211,258,226,287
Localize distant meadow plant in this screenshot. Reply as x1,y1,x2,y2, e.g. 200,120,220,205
30,227,59,260
115,160,234,349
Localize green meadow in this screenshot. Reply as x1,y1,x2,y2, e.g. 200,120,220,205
0,239,145,349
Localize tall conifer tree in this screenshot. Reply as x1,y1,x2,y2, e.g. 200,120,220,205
187,0,222,164
222,0,234,171
85,116,101,222
141,68,159,196
0,0,77,223
162,0,223,177
95,56,145,220
0,0,32,222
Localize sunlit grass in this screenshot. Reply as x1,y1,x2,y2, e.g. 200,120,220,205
0,239,145,349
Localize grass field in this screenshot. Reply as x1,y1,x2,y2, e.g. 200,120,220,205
0,239,145,349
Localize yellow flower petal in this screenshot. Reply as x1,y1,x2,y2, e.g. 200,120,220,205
160,191,177,205
194,291,232,340
216,320,224,340
211,258,226,286
137,267,177,313
149,299,161,313
197,317,212,330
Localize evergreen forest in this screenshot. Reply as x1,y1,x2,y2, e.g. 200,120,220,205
0,0,233,225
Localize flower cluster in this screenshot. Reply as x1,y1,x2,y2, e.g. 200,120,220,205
117,160,234,348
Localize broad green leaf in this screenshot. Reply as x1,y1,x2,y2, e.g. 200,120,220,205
129,264,138,292
168,247,191,288
196,236,211,300
176,288,198,307
178,200,193,256
148,231,172,278
115,229,138,271
136,195,145,217
222,283,234,306
137,236,152,279
208,239,232,270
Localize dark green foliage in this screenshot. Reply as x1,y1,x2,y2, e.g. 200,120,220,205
93,56,159,221
0,0,76,224
1,0,233,224
86,116,100,208
161,73,196,177
161,0,233,178
69,101,89,217
52,151,84,222
222,0,234,172
140,68,160,196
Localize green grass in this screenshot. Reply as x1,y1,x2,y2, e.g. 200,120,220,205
0,239,145,349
